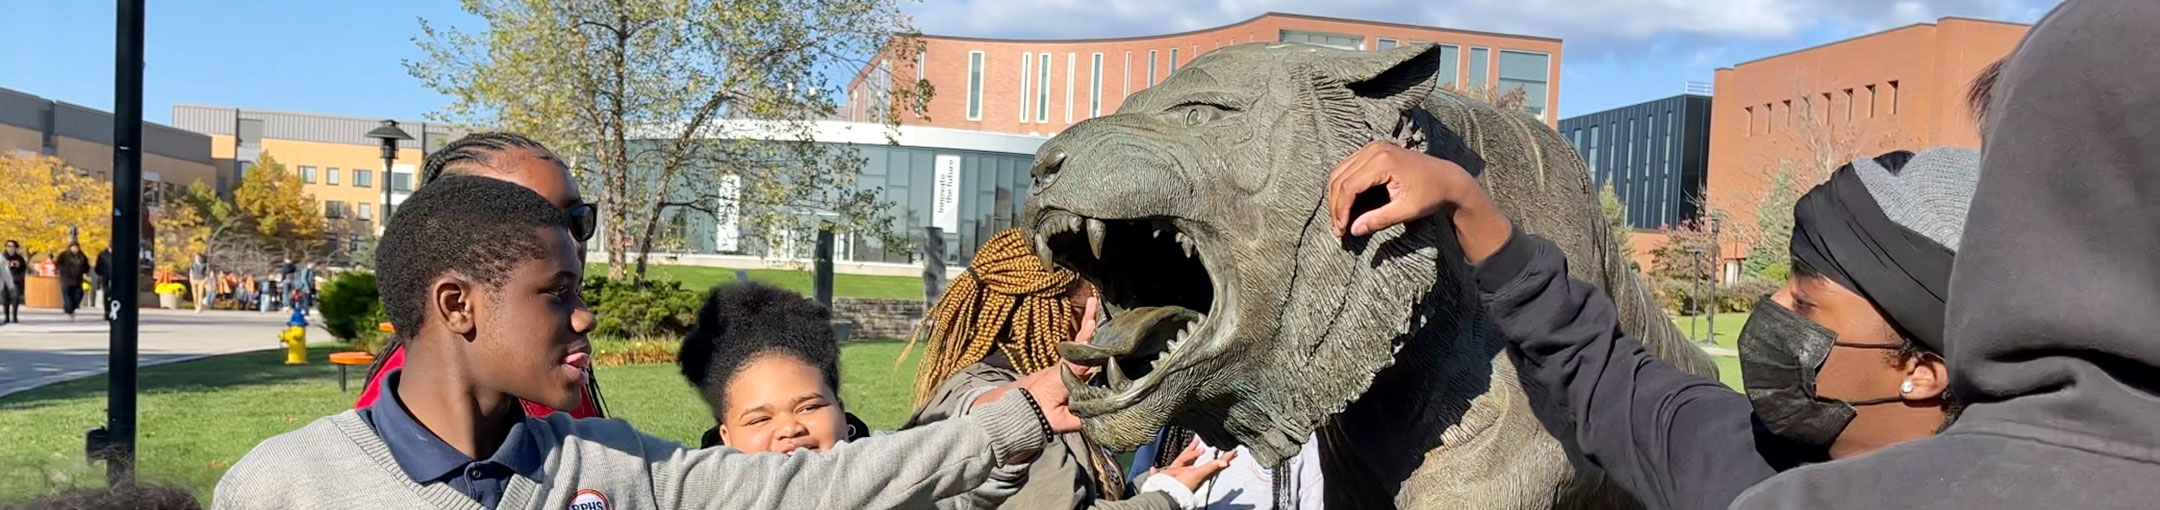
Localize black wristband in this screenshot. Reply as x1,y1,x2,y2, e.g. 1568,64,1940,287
1013,388,1057,440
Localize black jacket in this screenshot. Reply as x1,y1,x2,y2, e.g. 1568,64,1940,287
55,251,91,285
1476,232,1783,510
1732,1,2160,508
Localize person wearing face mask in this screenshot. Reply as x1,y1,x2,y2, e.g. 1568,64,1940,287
1733,0,2160,507
1321,141,1981,508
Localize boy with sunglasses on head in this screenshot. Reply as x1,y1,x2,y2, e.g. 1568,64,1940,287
356,132,607,419
218,175,1083,509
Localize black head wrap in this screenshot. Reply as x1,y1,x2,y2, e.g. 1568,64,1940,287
1788,154,1955,352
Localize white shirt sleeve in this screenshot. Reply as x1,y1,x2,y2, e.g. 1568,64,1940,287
1141,472,1202,510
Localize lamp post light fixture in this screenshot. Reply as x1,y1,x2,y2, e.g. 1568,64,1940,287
364,120,414,225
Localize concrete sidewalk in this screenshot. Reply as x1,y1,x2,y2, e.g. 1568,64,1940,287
0,307,332,399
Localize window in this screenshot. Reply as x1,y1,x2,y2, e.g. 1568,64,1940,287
326,167,340,185
359,203,373,221
299,165,318,184
1888,80,1900,114
1090,53,1104,118
1377,38,1398,50
916,52,925,81
1745,107,1755,136
354,169,374,188
1169,48,1179,73
1823,93,1834,124
325,200,346,219
1037,53,1052,122
392,172,413,193
1782,100,1793,127
1866,84,1877,118
1436,45,1460,87
965,51,983,120
1148,50,1158,86
1019,53,1032,123
1497,50,1550,119
1065,53,1077,123
1587,124,1601,172
1279,29,1363,50
1844,88,1857,122
1123,51,1132,98
1666,109,1677,168
1468,47,1490,87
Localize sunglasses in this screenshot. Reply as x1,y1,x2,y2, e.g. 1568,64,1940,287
567,203,598,243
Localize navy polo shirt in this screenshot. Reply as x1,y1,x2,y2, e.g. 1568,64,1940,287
361,370,548,509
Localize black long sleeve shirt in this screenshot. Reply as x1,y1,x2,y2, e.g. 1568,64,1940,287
1473,232,1779,510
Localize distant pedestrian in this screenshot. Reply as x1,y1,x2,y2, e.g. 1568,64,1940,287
278,258,296,312
55,242,91,321
0,240,21,324
95,247,113,320
189,254,210,313
298,261,319,315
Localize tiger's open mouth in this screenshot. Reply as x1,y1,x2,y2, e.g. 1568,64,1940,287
1032,209,1229,448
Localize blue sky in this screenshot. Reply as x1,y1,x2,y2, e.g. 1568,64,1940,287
0,0,2057,126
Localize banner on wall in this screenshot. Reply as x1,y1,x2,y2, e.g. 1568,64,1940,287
933,154,961,232
715,175,742,252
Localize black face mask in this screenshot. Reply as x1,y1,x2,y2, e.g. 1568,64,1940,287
1738,296,1904,453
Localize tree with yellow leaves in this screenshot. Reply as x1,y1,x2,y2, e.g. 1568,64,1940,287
0,153,111,259
231,153,325,258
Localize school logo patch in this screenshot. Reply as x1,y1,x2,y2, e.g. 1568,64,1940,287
569,489,610,510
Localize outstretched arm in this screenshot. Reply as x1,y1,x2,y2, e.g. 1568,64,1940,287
654,391,1047,510
1328,142,1777,510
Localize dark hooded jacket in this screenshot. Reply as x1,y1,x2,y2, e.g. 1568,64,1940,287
1731,0,2160,508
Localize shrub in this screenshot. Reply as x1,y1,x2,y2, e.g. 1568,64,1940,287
319,270,387,353
585,276,700,339
1717,277,1782,313
592,337,682,366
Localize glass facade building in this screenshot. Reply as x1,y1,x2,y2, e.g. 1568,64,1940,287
1558,94,1712,230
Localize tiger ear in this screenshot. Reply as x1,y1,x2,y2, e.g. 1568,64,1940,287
1313,43,1444,115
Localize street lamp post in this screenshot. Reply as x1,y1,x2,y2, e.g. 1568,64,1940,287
92,0,146,486
364,120,414,226
1706,217,1722,345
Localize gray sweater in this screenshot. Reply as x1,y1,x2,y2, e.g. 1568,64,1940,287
213,393,1046,509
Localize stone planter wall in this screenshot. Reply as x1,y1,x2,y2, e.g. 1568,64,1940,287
832,297,925,341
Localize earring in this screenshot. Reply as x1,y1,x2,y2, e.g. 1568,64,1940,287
847,424,859,438
1900,380,1915,394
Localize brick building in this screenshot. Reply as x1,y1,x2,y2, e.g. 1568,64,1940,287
848,12,1563,136
1706,16,2027,267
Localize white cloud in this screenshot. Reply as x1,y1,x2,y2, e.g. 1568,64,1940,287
907,0,2048,58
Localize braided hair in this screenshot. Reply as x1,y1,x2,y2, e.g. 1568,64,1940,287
908,229,1082,405
419,132,561,184
909,231,1135,499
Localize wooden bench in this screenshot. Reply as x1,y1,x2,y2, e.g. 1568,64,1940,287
328,352,377,392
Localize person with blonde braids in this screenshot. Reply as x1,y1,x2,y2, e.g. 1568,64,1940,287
905,229,1231,510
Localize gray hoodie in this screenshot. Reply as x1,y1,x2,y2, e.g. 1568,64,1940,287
1731,0,2160,508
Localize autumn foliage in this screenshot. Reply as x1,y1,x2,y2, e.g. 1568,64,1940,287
0,153,112,258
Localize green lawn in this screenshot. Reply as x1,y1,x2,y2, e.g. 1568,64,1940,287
593,265,925,300
0,340,924,505
1675,312,1751,349
1672,312,1748,390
